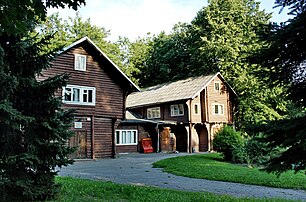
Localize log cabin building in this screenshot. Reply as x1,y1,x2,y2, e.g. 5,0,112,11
118,73,237,153
38,37,139,159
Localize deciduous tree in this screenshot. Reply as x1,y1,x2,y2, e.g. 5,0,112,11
130,0,288,129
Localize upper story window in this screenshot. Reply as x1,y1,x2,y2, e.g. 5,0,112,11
116,130,138,145
194,104,199,115
212,103,224,115
170,104,184,116
147,107,160,119
214,81,221,92
74,54,87,71
63,85,96,106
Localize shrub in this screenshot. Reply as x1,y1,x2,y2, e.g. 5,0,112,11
232,133,281,167
213,126,243,161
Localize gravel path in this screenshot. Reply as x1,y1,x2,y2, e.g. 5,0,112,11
58,153,306,201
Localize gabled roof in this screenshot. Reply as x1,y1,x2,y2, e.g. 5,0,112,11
61,36,140,92
126,72,236,108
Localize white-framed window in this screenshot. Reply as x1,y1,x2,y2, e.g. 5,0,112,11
147,107,161,119
170,104,184,116
194,103,199,115
74,54,87,71
116,130,138,145
214,81,221,92
63,85,96,106
212,103,224,115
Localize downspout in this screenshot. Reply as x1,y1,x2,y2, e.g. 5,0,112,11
188,99,193,153
91,115,95,159
111,117,117,158
156,123,160,153
205,87,211,151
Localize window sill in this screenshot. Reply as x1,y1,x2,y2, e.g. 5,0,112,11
63,102,95,106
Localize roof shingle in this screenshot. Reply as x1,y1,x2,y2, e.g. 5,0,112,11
127,73,219,108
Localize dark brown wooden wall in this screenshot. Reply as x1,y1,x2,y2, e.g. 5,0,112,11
205,75,234,124
38,45,129,158
71,116,92,158
39,46,125,119
94,117,113,158
117,123,158,153
129,102,188,123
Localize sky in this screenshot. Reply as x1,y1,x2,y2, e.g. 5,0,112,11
48,0,291,42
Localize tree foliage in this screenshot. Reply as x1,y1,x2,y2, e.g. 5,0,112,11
128,0,288,129
253,0,306,175
35,12,132,79
0,0,85,200
190,0,288,128
213,126,243,161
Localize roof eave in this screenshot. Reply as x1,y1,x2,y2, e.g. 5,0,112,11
127,98,190,109
190,72,237,99
60,36,140,92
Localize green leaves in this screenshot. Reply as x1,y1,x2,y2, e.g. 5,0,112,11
0,0,84,201
252,1,306,175
126,0,286,129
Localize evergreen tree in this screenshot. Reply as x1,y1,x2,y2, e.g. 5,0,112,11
254,0,306,174
0,0,85,200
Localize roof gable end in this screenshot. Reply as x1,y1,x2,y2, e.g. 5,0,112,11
61,36,140,92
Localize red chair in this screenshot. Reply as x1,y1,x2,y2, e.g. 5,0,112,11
141,138,154,153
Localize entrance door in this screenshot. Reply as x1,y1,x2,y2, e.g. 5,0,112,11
69,131,87,159
195,125,208,152
173,125,187,152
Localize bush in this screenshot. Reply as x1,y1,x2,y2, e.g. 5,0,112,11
213,126,243,161
231,133,285,168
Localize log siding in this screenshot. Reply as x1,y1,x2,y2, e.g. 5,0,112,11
39,38,137,159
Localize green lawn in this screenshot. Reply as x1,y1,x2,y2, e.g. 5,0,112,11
51,177,295,202
153,153,306,190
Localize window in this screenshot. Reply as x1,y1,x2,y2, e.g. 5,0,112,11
74,54,87,71
214,81,221,92
116,130,138,145
194,104,199,115
170,104,184,116
147,107,161,119
212,104,224,115
63,85,96,105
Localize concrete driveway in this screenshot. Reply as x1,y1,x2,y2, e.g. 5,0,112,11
58,153,306,201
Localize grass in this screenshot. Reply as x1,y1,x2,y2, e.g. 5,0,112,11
50,177,296,202
153,153,306,190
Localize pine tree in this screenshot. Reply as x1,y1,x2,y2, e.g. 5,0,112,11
254,0,306,175
0,0,85,200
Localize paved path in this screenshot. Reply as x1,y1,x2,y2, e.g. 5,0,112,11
58,153,306,201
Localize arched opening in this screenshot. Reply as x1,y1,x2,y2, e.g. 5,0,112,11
195,124,209,152
172,125,188,152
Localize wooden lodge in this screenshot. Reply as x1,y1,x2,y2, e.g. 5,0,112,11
38,37,139,159
118,73,237,153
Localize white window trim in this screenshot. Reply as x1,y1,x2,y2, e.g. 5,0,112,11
214,81,221,92
74,54,87,71
147,107,161,119
170,104,184,117
194,103,199,115
116,130,138,145
212,103,224,115
62,84,96,106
